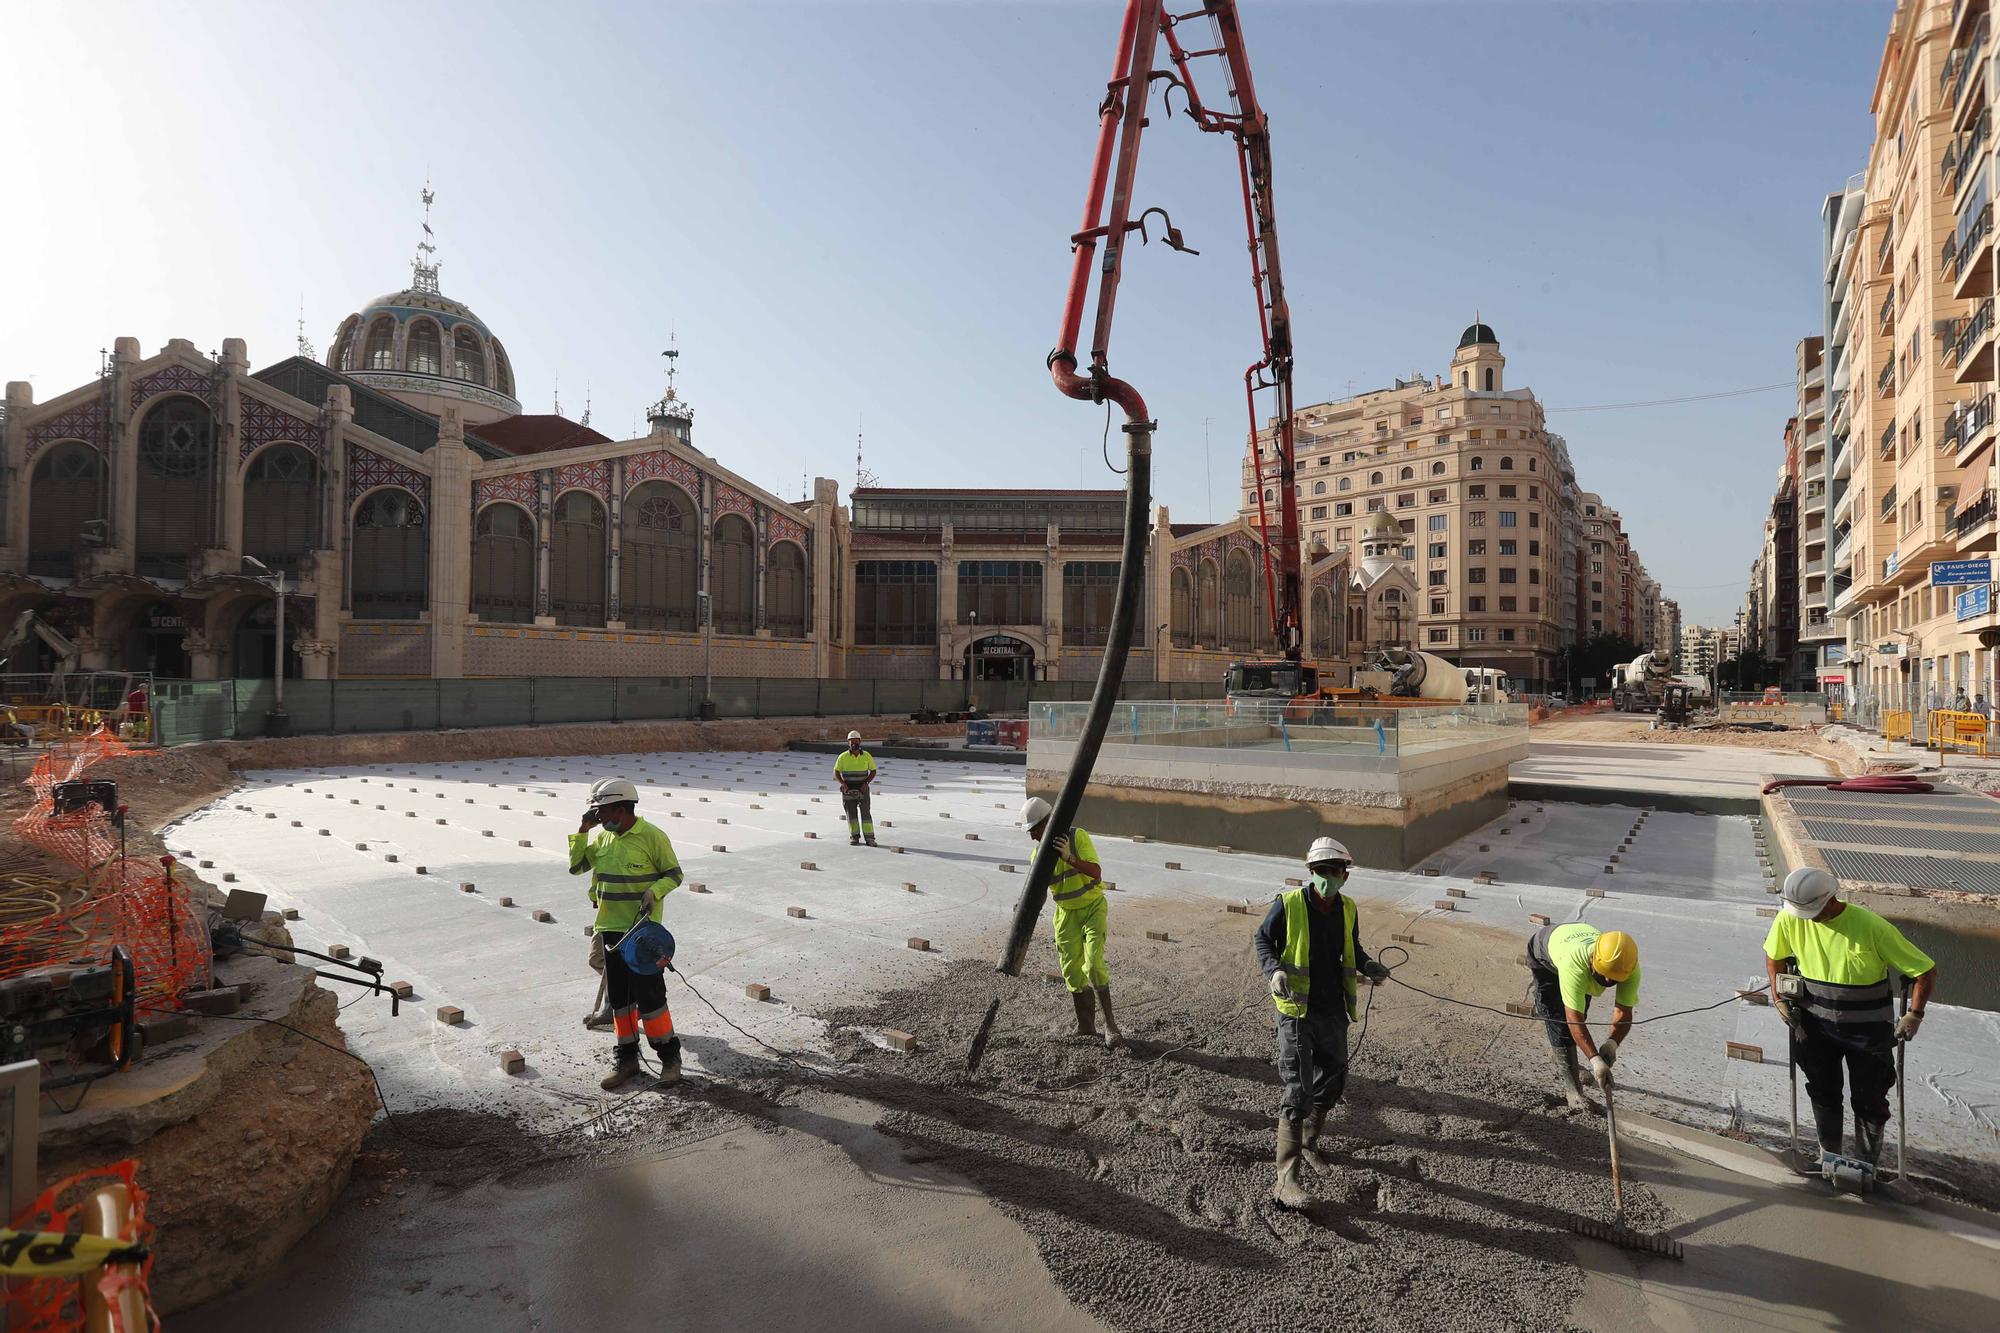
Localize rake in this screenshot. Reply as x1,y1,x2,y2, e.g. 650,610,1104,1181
1564,1074,1685,1260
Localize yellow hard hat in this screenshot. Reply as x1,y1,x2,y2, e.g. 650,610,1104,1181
1591,930,1638,983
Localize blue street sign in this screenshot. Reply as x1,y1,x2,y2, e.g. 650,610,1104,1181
1930,558,1993,586
1956,583,1992,622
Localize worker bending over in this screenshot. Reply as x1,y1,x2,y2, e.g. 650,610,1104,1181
834,730,878,846
1255,837,1388,1210
1019,797,1121,1047
571,778,685,1089
1526,921,1639,1111
1766,868,1935,1167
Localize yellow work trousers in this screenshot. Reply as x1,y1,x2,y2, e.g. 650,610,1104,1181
1052,896,1110,993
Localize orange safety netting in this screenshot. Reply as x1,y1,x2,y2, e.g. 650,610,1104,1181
5,729,209,1010
1,1159,158,1333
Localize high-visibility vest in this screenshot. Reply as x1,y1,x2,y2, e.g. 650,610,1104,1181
568,817,682,931
1048,827,1103,912
1271,886,1357,1021
834,750,876,785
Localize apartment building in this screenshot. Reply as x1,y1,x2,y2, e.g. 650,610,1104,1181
1241,323,1580,686
1795,334,1840,687
1833,0,2000,717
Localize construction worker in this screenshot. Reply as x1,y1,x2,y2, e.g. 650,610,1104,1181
1255,836,1388,1209
1765,867,1936,1168
834,730,878,846
570,777,685,1090
1526,920,1639,1112
1019,796,1121,1047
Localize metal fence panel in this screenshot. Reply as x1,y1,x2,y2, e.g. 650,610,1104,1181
441,679,532,729
758,678,818,716
615,678,699,721
332,680,440,733
874,680,925,714
708,677,762,718
534,678,619,725
819,680,876,714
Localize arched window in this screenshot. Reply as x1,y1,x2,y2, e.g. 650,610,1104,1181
471,503,535,623
350,488,427,620
328,318,357,372
1500,456,1514,470
453,328,487,384
1196,558,1219,644
1368,471,1383,486
1399,466,1414,481
363,316,396,370
1338,477,1351,492
242,444,319,574
1310,586,1333,657
621,482,698,630
406,319,442,375
1483,368,1495,391
1528,458,1538,472
1469,456,1484,471
713,513,755,635
1431,461,1446,476
1170,565,1193,647
1262,489,1272,503
491,340,515,397
1312,480,1326,495
28,442,102,578
549,491,607,626
769,540,807,637
136,398,215,579
1223,548,1253,649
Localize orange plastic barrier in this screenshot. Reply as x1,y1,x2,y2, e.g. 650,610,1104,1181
1,1159,156,1333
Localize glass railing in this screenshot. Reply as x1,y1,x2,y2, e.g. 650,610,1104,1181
1028,699,1530,759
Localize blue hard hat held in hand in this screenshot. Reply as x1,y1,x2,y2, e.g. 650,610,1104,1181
619,920,677,976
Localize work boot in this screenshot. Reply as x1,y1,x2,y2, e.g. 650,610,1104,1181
1856,1118,1887,1167
1810,1101,1844,1162
1302,1104,1332,1170
1069,988,1099,1040
865,836,878,847
850,834,861,846
600,1047,641,1091
1549,1045,1590,1112
653,1036,683,1089
1094,985,1123,1048
1272,1115,1312,1210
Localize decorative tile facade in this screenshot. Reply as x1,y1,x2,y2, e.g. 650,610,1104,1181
129,364,216,409
768,510,808,548
624,449,700,496
347,445,432,510
713,482,754,521
552,459,610,500
238,394,321,461
25,401,108,460
473,471,539,512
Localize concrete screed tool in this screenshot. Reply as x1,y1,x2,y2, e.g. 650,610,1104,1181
1563,1073,1684,1261
1780,973,1921,1203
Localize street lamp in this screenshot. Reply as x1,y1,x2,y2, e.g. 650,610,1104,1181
242,557,288,736
697,589,715,720
965,610,979,711
1155,621,1169,684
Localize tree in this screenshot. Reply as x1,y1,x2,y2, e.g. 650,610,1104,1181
1571,633,1642,691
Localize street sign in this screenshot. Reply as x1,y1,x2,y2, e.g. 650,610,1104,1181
1956,583,1992,622
1931,558,1993,586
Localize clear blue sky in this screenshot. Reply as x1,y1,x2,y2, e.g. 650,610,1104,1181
2,1,1888,626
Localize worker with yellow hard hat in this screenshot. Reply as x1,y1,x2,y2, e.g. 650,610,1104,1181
1525,920,1639,1111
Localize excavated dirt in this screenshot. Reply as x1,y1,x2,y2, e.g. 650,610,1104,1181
819,899,1677,1333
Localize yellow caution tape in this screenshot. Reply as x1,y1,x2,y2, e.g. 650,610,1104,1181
0,1228,145,1276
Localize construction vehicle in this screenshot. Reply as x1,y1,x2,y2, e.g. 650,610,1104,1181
1377,647,1471,703
1658,682,1695,728
1,609,83,697
1612,651,1675,713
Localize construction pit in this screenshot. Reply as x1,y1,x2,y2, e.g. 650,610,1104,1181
148,741,2000,1332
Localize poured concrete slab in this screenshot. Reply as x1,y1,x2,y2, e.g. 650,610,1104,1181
1511,738,1835,813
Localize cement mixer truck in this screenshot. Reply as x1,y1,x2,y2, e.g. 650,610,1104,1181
1612,651,1676,712
1377,648,1470,703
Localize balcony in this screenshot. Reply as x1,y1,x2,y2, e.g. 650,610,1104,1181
1953,18,1989,118
1943,46,1967,109
1804,361,1825,390
1880,487,1899,525
1878,359,1897,399
1880,420,1898,460
1948,107,1991,197
1954,201,1995,298
1953,297,1996,380
1877,217,1896,274
1956,488,1997,538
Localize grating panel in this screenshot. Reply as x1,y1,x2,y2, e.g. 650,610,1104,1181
1820,849,2000,895
1800,817,2000,855
1782,794,2000,825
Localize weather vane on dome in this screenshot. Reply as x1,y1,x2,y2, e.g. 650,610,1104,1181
648,328,695,436
412,180,441,295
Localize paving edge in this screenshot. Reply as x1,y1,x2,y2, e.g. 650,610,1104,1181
1506,781,1759,817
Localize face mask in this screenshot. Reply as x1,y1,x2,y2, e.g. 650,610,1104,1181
1310,870,1348,895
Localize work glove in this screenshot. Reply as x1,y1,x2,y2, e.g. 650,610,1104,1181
1268,971,1291,999
1895,1009,1924,1042
1589,1054,1613,1087
1773,997,1796,1028
640,890,658,919
1051,834,1073,862
1360,959,1390,985
1597,1037,1619,1068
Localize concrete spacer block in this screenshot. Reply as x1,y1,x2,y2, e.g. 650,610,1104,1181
1756,906,1778,918
385,853,399,863
940,813,952,820
1505,1002,1537,1017
1604,865,1615,874
1000,864,1015,873
1585,888,1607,898
1132,835,1149,843
1478,844,1490,852
801,861,818,871
328,944,352,959
265,812,277,820
184,986,244,1016
902,883,918,892
1390,932,1418,944
500,1050,526,1074
532,910,554,923
499,896,514,907
1043,970,1065,983
1419,867,1441,877
718,818,730,825
1226,903,1252,915
1432,900,1456,911
1473,872,1498,885
436,1005,464,1025
787,906,807,918
883,1029,917,1053
199,859,214,868
964,832,979,840
804,831,817,839
1165,861,1183,870
1146,930,1170,942
291,820,303,827
1500,828,1511,836
282,907,300,920
319,829,330,836
745,983,771,1001
1447,887,1469,899
798,810,809,816
1529,912,1550,925
389,980,414,999
689,882,708,893
1218,845,1233,854
892,846,906,854
415,866,428,875
711,844,728,852
436,818,448,825
906,937,929,952
882,821,893,827
1725,1041,1764,1063
1610,855,1620,864
460,882,477,893
517,840,532,847
223,872,238,882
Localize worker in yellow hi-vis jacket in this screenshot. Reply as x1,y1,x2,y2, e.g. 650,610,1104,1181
570,777,684,1090
1020,797,1121,1048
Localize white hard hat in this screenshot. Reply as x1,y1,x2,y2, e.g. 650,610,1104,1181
588,777,640,808
1781,867,1837,918
1306,836,1352,868
1019,797,1053,828
847,730,862,741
